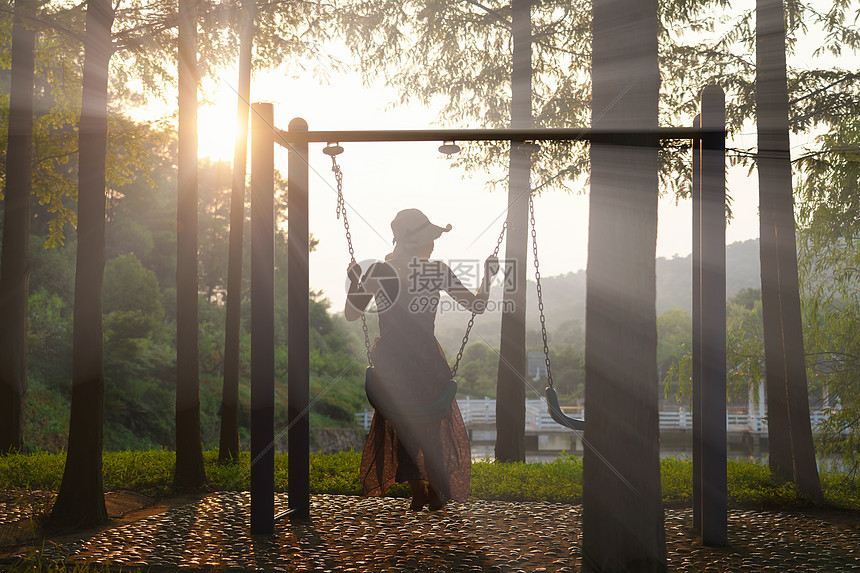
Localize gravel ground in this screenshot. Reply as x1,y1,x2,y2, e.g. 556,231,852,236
2,491,859,571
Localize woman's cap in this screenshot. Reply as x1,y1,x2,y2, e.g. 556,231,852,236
390,208,452,245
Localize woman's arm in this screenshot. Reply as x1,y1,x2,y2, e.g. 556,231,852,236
444,256,499,314
344,262,374,321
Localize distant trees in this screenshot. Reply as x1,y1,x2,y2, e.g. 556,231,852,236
657,309,692,383
458,343,503,397
15,135,369,454
0,0,36,454
798,229,860,473
795,85,860,474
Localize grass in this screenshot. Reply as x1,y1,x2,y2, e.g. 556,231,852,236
1,451,858,573
471,452,583,503
1,449,858,511
0,551,114,572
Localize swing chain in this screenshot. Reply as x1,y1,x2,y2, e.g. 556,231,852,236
331,151,373,367
530,193,553,387
451,220,508,377
493,220,507,258
359,307,373,367
451,314,475,378
331,156,356,263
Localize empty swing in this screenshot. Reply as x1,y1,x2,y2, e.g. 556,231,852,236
526,185,585,432
325,142,504,424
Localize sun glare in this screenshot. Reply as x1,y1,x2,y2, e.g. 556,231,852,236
197,74,243,163
195,67,347,163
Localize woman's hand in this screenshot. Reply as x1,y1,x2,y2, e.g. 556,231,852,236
469,255,498,314
345,262,371,321
347,262,363,284
484,255,500,279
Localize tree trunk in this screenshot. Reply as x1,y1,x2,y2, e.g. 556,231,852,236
47,0,113,529
218,0,255,465
494,0,531,463
582,0,666,570
175,0,206,487
756,0,822,502
0,0,35,455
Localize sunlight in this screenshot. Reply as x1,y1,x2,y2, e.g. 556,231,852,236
197,73,243,162
195,64,368,163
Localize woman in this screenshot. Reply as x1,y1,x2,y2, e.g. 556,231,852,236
345,208,498,510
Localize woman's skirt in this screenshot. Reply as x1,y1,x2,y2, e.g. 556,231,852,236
359,335,471,501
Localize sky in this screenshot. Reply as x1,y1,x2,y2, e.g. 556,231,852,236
165,3,860,314
196,65,763,312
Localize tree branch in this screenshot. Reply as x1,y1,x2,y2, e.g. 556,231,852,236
790,73,860,105
462,0,510,29
33,149,79,168
793,147,860,163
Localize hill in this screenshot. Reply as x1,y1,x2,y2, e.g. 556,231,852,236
433,238,761,353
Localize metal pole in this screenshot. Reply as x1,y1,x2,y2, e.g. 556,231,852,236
691,114,702,533
287,117,311,518
700,86,727,546
250,102,275,535
274,127,699,146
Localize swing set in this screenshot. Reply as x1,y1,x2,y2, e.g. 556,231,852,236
325,141,579,429
247,85,728,547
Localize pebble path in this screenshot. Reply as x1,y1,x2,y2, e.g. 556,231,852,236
2,492,860,571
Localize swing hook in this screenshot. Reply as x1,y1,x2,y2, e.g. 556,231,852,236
438,141,461,157
323,142,344,157
518,140,541,155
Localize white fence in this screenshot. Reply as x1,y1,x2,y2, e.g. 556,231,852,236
354,397,836,435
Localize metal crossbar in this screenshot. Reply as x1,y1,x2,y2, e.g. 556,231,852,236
274,126,711,146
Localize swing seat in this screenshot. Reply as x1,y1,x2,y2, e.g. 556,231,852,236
545,386,585,431
365,366,458,424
